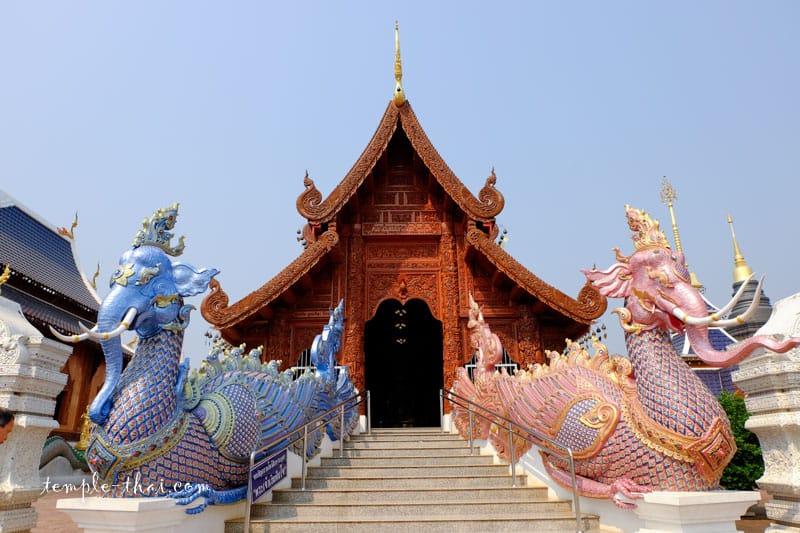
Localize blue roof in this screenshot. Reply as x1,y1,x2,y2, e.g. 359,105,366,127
1,284,93,335
0,200,99,313
695,367,738,396
672,327,737,356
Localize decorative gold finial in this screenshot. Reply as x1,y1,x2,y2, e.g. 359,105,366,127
58,212,79,239
75,406,93,451
393,21,406,107
0,264,10,295
659,177,703,289
727,214,753,283
90,263,101,289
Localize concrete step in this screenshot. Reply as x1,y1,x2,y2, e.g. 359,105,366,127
320,453,495,467
271,486,551,505
226,514,600,532
227,428,594,533
348,433,463,443
340,445,479,457
344,438,468,449
293,473,528,490
252,499,573,519
306,463,510,477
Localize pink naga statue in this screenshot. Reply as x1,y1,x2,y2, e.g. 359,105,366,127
454,205,800,509
451,293,504,440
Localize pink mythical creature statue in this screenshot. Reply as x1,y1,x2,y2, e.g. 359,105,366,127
451,293,504,440
487,205,800,509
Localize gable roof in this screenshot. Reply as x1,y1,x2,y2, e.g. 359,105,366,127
296,101,504,225
0,191,99,331
202,101,605,331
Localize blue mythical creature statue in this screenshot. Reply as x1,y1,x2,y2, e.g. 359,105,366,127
309,300,360,441
51,204,358,513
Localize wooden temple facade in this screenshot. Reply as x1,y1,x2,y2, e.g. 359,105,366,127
201,91,606,426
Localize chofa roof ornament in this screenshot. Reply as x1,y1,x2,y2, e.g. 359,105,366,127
132,202,186,257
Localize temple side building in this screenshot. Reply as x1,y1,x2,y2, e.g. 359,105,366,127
0,191,106,439
666,204,774,396
202,31,606,427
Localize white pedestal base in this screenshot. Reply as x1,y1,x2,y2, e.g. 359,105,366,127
56,496,245,533
632,491,760,533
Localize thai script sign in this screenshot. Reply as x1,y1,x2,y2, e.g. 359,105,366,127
250,449,288,501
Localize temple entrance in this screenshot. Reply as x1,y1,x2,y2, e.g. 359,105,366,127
365,298,443,427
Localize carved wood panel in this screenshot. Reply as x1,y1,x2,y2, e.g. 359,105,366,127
367,272,439,319
343,232,366,395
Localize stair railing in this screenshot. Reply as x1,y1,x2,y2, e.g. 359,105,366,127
441,389,585,533
243,390,369,533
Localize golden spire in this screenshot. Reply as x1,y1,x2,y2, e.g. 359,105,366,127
659,177,703,289
727,214,753,283
393,21,406,107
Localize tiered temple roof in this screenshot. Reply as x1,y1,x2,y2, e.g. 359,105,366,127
0,191,99,334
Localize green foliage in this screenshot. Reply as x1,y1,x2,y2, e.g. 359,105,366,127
718,391,763,491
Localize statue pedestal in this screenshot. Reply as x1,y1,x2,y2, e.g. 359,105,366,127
733,293,800,532
57,497,245,533
632,491,760,533
0,298,70,532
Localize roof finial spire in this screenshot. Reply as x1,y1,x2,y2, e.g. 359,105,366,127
659,177,703,289
393,21,406,107
727,214,753,283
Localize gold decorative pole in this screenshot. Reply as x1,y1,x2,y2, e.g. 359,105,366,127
727,215,753,283
393,21,406,107
660,177,703,289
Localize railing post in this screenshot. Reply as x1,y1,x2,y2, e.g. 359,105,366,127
569,449,584,533
508,420,516,488
468,403,474,455
243,451,254,533
366,390,372,435
339,404,345,457
301,425,308,491
439,390,444,433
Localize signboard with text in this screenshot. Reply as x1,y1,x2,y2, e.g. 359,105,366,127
250,449,288,501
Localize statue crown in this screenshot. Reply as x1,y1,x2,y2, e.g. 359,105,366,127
132,203,186,256
625,204,670,251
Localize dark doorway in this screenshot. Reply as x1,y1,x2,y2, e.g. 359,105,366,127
365,298,443,427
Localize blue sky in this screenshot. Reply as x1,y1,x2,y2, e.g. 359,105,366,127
2,2,798,362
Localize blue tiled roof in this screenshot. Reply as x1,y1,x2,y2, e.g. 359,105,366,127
708,328,735,351
672,327,736,356
0,203,99,312
1,285,94,336
695,367,738,397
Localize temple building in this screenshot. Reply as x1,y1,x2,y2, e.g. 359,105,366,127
662,191,774,396
201,28,606,427
0,191,107,439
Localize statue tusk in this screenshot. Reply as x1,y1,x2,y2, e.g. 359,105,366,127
710,273,755,320
671,306,715,326
708,277,764,328
79,308,138,340
49,326,89,344
673,276,765,328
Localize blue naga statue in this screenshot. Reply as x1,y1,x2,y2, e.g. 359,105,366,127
51,204,359,512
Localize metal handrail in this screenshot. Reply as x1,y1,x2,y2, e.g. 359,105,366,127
243,390,369,532
441,389,585,533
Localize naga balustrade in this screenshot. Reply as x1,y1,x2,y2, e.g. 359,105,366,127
243,391,369,533
441,388,585,533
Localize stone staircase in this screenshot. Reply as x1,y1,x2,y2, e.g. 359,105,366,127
226,427,599,532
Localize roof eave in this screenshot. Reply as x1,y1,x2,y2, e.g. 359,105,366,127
465,222,607,325
201,228,340,330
